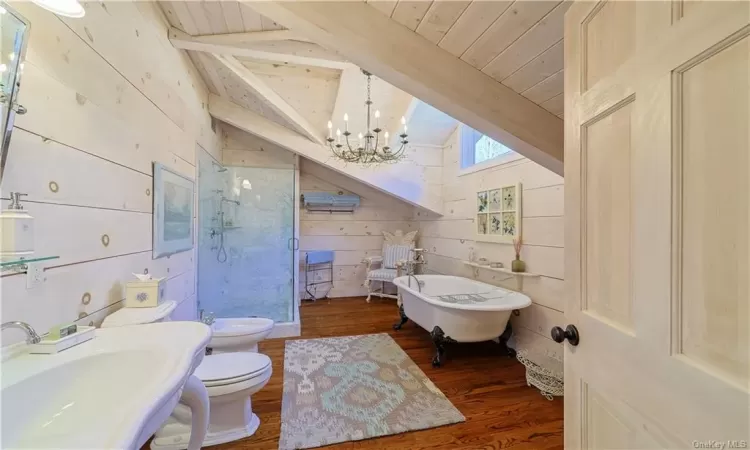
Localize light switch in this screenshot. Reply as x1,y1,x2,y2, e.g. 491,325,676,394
26,263,46,289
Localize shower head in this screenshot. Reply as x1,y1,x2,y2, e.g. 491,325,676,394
212,161,228,172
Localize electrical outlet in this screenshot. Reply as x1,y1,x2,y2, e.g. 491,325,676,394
26,263,46,289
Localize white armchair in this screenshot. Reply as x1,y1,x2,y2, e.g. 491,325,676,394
363,230,418,302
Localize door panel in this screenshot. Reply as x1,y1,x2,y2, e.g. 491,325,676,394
582,0,635,90
583,100,634,333
565,1,749,448
677,35,749,386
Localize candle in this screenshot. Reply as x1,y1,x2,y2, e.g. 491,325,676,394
344,113,349,132
401,116,407,134
375,110,380,128
336,128,341,144
327,120,332,138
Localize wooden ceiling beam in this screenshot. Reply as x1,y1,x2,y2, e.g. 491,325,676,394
244,1,564,175
211,54,324,144
209,94,442,214
196,52,228,98
169,27,353,70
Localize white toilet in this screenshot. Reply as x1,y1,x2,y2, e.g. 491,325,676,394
208,317,274,354
101,303,275,449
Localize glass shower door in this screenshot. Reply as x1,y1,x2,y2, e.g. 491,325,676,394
198,163,296,323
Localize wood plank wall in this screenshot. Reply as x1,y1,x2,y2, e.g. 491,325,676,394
299,170,417,299
415,127,565,362
0,2,219,344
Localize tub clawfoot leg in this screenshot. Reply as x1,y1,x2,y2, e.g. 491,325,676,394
392,304,409,330
430,326,456,367
498,322,516,358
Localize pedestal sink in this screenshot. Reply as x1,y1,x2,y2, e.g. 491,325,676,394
1,322,211,449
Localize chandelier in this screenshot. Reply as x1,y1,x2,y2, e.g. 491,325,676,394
326,69,408,164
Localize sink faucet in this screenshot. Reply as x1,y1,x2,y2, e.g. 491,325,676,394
199,309,215,326
1,321,42,344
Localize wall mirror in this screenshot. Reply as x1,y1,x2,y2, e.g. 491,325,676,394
0,2,29,183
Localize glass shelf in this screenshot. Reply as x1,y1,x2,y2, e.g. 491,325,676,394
0,255,59,269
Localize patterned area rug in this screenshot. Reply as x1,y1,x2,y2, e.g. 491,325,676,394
279,333,465,449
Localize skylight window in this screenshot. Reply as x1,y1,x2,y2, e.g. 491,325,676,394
460,125,518,170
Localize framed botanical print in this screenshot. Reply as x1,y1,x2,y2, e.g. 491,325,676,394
153,163,195,258
476,183,521,243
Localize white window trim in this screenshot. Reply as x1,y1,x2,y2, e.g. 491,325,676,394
457,125,524,177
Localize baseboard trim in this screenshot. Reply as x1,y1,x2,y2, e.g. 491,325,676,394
269,321,301,338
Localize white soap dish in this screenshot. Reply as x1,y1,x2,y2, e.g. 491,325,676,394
30,326,96,354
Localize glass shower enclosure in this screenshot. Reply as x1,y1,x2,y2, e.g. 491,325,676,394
197,152,297,323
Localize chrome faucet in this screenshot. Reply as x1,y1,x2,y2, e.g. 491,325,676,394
199,309,215,326
1,321,42,344
406,274,424,293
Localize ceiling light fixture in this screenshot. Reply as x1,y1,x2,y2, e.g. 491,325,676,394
327,69,408,165
31,0,85,18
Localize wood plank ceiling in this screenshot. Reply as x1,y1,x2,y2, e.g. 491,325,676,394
160,1,284,35
160,1,321,134
159,0,566,143
366,0,567,118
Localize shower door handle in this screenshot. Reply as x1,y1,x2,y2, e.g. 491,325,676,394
288,238,299,250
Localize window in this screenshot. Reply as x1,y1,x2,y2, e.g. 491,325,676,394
460,125,518,171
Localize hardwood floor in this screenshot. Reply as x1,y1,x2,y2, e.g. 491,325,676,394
212,297,564,449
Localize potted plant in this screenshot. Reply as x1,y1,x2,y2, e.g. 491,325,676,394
512,237,526,273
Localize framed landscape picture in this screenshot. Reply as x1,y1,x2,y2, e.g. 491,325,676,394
153,163,194,258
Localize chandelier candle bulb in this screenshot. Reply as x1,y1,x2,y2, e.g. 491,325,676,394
326,69,408,164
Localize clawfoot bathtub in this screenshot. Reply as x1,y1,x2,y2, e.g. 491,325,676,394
393,275,532,367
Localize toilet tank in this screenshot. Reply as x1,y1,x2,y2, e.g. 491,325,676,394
100,301,177,328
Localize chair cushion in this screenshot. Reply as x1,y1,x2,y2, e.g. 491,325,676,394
383,244,411,269
367,268,398,281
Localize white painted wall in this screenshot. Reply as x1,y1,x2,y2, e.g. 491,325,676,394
0,2,219,344
415,127,565,362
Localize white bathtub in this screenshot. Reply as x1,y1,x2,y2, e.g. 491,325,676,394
393,275,531,366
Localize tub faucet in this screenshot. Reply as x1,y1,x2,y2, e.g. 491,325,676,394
406,274,424,293
1,321,42,344
199,309,215,326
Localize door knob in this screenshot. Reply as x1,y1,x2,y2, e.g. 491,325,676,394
551,324,580,346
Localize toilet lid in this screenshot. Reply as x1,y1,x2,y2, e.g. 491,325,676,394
194,352,271,383
100,301,177,328
211,317,274,337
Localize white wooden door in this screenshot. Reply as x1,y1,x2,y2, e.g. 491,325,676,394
564,1,749,448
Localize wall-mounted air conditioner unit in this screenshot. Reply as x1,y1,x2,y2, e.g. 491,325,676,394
302,192,360,213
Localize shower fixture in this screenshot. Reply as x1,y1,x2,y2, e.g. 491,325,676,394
213,192,240,263
212,161,228,172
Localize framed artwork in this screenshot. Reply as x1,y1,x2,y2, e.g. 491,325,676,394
153,163,194,258
475,183,521,243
